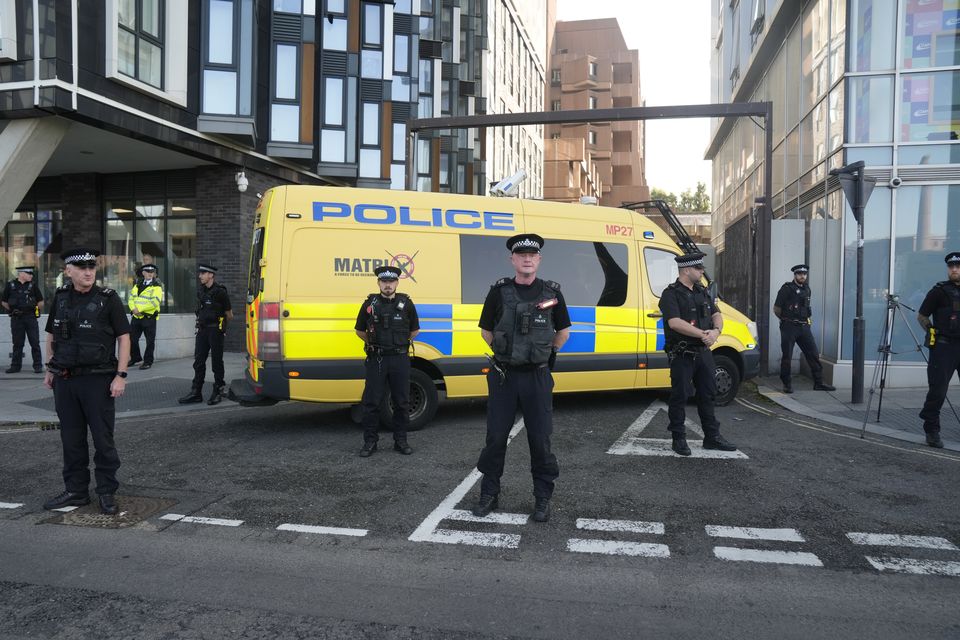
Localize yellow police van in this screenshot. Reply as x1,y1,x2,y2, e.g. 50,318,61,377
229,186,760,429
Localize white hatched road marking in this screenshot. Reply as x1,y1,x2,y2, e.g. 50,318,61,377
607,400,748,459
846,532,958,550
408,418,526,548
446,509,529,526
713,547,823,567
276,524,368,537
567,538,670,558
52,506,78,513
576,518,665,535
160,513,243,527
706,525,806,542
865,557,960,577
0,502,24,509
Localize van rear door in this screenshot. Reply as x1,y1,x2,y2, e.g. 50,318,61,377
638,245,680,389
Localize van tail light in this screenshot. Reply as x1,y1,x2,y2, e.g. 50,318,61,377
258,302,281,361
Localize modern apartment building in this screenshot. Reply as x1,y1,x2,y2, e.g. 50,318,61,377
0,0,488,354
544,18,648,208
708,0,960,385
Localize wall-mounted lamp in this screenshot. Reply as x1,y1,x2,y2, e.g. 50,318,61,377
235,171,248,193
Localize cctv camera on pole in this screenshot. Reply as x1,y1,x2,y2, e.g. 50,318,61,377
829,160,877,404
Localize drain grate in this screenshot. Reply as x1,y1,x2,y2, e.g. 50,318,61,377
42,495,177,529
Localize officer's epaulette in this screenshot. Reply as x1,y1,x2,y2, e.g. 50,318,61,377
395,292,412,302
56,284,73,292
493,277,511,288
937,280,953,288
99,287,117,296
544,280,561,291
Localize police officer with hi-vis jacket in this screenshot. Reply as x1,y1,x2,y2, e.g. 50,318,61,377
127,264,163,370
178,263,232,406
658,251,737,457
2,266,44,373
472,234,571,524
354,265,420,457
916,251,960,449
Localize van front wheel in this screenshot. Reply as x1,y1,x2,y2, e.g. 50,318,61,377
713,354,741,406
380,368,439,431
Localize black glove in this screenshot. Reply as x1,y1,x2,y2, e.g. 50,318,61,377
548,347,557,370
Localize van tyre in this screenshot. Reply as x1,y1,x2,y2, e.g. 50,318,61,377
713,354,740,406
380,368,439,431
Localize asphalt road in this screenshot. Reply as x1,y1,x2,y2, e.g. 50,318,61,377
1,385,959,639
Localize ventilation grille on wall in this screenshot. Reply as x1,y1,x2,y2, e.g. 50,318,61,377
360,79,382,101
393,103,411,121
322,52,347,74
272,14,300,40
419,39,442,59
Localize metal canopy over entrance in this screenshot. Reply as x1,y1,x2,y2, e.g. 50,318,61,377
405,102,775,373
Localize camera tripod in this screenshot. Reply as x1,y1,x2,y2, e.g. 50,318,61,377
860,293,960,438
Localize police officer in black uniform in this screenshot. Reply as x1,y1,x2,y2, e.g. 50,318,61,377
354,265,421,457
774,264,836,394
41,248,131,516
2,266,44,373
178,263,233,406
659,251,737,456
472,234,571,523
916,251,960,448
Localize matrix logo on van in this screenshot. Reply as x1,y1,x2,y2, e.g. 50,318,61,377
334,251,418,282
313,201,515,230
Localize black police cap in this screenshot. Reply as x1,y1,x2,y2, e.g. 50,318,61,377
506,233,544,253
374,265,402,280
60,248,101,266
14,266,35,274
791,264,809,273
198,263,218,274
675,251,706,268
945,252,960,265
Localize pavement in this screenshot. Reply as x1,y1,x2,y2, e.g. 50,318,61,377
0,353,247,425
757,375,960,452
3,356,958,453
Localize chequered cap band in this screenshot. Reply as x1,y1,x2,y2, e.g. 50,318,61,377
677,257,704,268
511,238,541,251
65,253,97,264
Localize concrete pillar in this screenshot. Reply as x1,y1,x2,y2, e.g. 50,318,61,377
0,117,71,227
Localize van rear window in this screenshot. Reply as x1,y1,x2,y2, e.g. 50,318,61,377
246,227,265,301
459,236,629,307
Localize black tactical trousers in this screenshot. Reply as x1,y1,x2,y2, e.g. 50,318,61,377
191,326,225,389
53,374,120,495
9,313,41,366
129,316,157,365
667,347,721,439
360,353,410,443
920,340,960,435
478,365,559,499
780,320,823,384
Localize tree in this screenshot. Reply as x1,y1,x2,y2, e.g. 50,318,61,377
651,182,711,212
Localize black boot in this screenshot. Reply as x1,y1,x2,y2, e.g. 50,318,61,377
532,497,551,523
33,363,43,373
5,364,21,374
926,432,944,449
703,435,738,451
671,436,691,456
98,494,119,515
393,440,413,455
471,493,499,517
359,441,377,457
178,388,203,404
43,490,90,510
813,381,836,391
782,379,793,394
207,385,224,405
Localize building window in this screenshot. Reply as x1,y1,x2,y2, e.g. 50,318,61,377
104,197,197,314
588,130,597,145
0,0,18,61
551,99,561,111
202,0,256,116
360,102,381,178
0,208,63,300
118,0,165,89
323,77,344,126
271,42,300,141
323,0,347,50
588,61,597,77
589,95,597,109
899,70,960,143
551,68,561,83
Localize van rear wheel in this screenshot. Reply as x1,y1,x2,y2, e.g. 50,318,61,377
379,368,439,431
713,354,740,406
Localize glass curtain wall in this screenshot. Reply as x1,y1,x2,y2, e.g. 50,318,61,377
0,209,62,302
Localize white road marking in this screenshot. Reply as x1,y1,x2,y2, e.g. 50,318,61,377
428,528,521,549
276,523,368,537
846,533,958,550
865,556,960,577
713,546,823,567
576,518,665,535
408,418,526,548
0,502,24,509
160,513,243,527
567,538,670,558
706,525,805,542
52,506,79,513
446,509,529,526
607,400,747,459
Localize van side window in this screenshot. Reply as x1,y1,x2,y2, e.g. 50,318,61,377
459,236,629,307
246,227,265,302
644,247,679,298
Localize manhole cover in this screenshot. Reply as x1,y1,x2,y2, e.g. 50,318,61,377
41,495,177,529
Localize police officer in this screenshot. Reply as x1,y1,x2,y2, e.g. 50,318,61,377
354,265,421,457
2,266,44,373
42,248,131,515
774,264,836,394
128,264,163,370
659,251,737,456
471,234,570,523
178,264,233,405
916,251,960,448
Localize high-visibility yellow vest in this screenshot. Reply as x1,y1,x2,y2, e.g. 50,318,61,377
128,280,163,318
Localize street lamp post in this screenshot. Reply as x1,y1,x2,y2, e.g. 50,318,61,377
830,160,876,405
